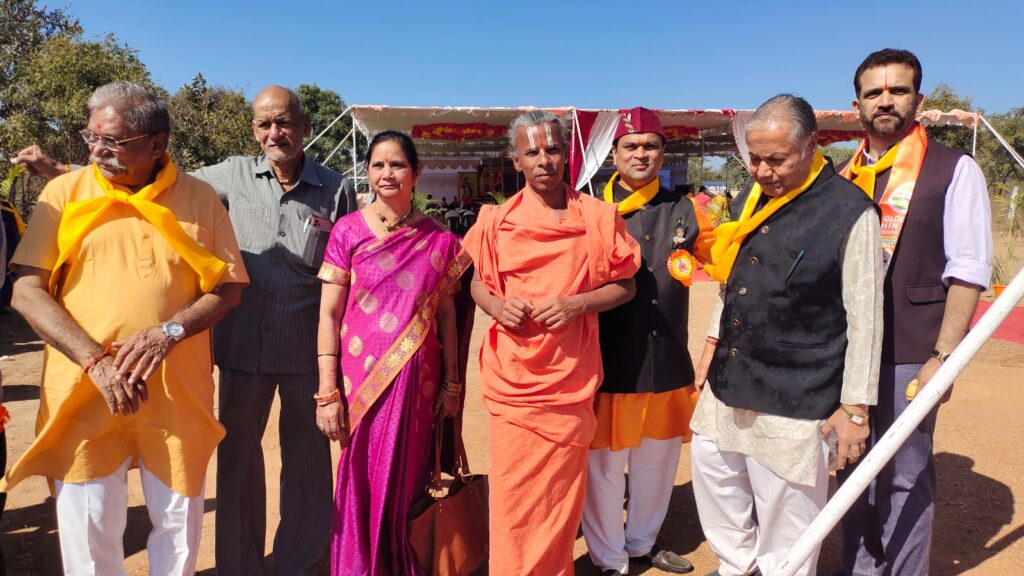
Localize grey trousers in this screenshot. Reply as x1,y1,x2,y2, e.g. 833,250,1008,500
215,368,333,576
837,363,938,576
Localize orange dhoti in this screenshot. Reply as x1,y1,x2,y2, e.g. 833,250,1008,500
488,416,588,576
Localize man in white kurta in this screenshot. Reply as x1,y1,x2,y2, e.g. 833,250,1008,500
690,94,883,576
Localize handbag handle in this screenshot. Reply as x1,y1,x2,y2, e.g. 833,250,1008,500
426,412,474,494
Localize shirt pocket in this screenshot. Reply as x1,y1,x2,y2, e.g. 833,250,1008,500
234,203,273,251
299,212,332,268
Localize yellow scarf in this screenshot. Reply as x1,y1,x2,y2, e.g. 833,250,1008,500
704,151,826,282
602,172,659,215
845,141,897,199
1,202,26,235
50,154,227,294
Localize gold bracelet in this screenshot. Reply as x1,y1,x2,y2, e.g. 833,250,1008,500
441,378,462,396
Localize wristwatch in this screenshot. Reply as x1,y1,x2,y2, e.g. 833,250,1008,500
929,349,951,363
840,404,868,426
161,321,185,342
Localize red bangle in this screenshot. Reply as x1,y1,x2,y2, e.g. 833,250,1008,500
83,344,112,373
706,336,719,345
314,388,341,406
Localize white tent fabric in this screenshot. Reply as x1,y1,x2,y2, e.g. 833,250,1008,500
731,111,753,167
574,110,619,191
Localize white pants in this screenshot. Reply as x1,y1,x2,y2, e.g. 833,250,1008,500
54,458,205,576
690,433,828,576
582,436,683,574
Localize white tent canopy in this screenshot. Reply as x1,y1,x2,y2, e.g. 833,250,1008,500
324,105,982,199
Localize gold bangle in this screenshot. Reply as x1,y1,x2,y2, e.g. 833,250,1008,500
441,378,462,396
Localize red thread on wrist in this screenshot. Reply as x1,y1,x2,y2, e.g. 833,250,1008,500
83,344,112,374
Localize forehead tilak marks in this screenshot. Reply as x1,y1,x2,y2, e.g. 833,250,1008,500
544,123,553,147
526,126,538,150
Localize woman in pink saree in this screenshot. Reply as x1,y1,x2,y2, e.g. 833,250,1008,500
315,131,470,575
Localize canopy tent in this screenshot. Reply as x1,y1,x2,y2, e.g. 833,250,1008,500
317,105,982,200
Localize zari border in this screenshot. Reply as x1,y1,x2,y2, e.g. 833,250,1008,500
344,248,472,442
317,262,351,286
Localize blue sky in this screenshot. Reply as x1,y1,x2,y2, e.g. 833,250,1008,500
70,0,1022,113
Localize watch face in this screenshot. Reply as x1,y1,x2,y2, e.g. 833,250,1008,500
164,322,185,340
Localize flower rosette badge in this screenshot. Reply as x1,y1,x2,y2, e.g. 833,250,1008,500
667,249,696,287
667,216,695,286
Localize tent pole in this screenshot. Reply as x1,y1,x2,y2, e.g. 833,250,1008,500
305,105,353,151
323,128,354,164
978,114,1024,172
351,129,360,189
972,111,979,156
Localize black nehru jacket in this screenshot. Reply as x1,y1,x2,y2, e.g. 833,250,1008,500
599,183,701,394
839,140,966,365
709,161,878,420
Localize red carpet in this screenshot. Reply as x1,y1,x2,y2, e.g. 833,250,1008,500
971,299,1024,346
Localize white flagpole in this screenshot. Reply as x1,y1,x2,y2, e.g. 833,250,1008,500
772,266,1024,576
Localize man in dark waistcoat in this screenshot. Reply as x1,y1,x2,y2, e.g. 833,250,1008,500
835,49,993,576
581,108,713,576
689,94,883,576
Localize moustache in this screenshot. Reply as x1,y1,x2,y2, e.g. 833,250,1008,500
91,155,126,171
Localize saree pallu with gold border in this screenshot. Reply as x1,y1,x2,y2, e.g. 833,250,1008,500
318,213,469,575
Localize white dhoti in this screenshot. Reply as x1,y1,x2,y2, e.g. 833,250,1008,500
690,433,828,576
54,458,205,576
582,436,682,573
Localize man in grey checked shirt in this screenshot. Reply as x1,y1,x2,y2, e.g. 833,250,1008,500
11,84,357,576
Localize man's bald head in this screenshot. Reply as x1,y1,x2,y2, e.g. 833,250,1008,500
253,85,305,119
251,85,311,165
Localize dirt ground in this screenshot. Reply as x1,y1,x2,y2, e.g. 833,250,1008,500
0,281,1022,575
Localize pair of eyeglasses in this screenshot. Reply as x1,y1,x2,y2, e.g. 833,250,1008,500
80,129,155,151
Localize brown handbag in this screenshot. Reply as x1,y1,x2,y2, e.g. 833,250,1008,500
407,417,489,576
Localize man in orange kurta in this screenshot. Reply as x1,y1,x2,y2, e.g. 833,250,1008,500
6,82,247,575
463,111,641,575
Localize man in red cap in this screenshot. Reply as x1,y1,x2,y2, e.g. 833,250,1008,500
581,107,714,575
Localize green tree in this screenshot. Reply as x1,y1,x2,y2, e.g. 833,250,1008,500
0,32,152,213
0,0,81,114
922,83,975,153
168,74,258,172
979,107,1024,196
298,84,353,174
687,157,722,187
721,154,751,192
820,144,855,167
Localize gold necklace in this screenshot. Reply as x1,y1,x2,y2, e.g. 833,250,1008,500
374,202,413,232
